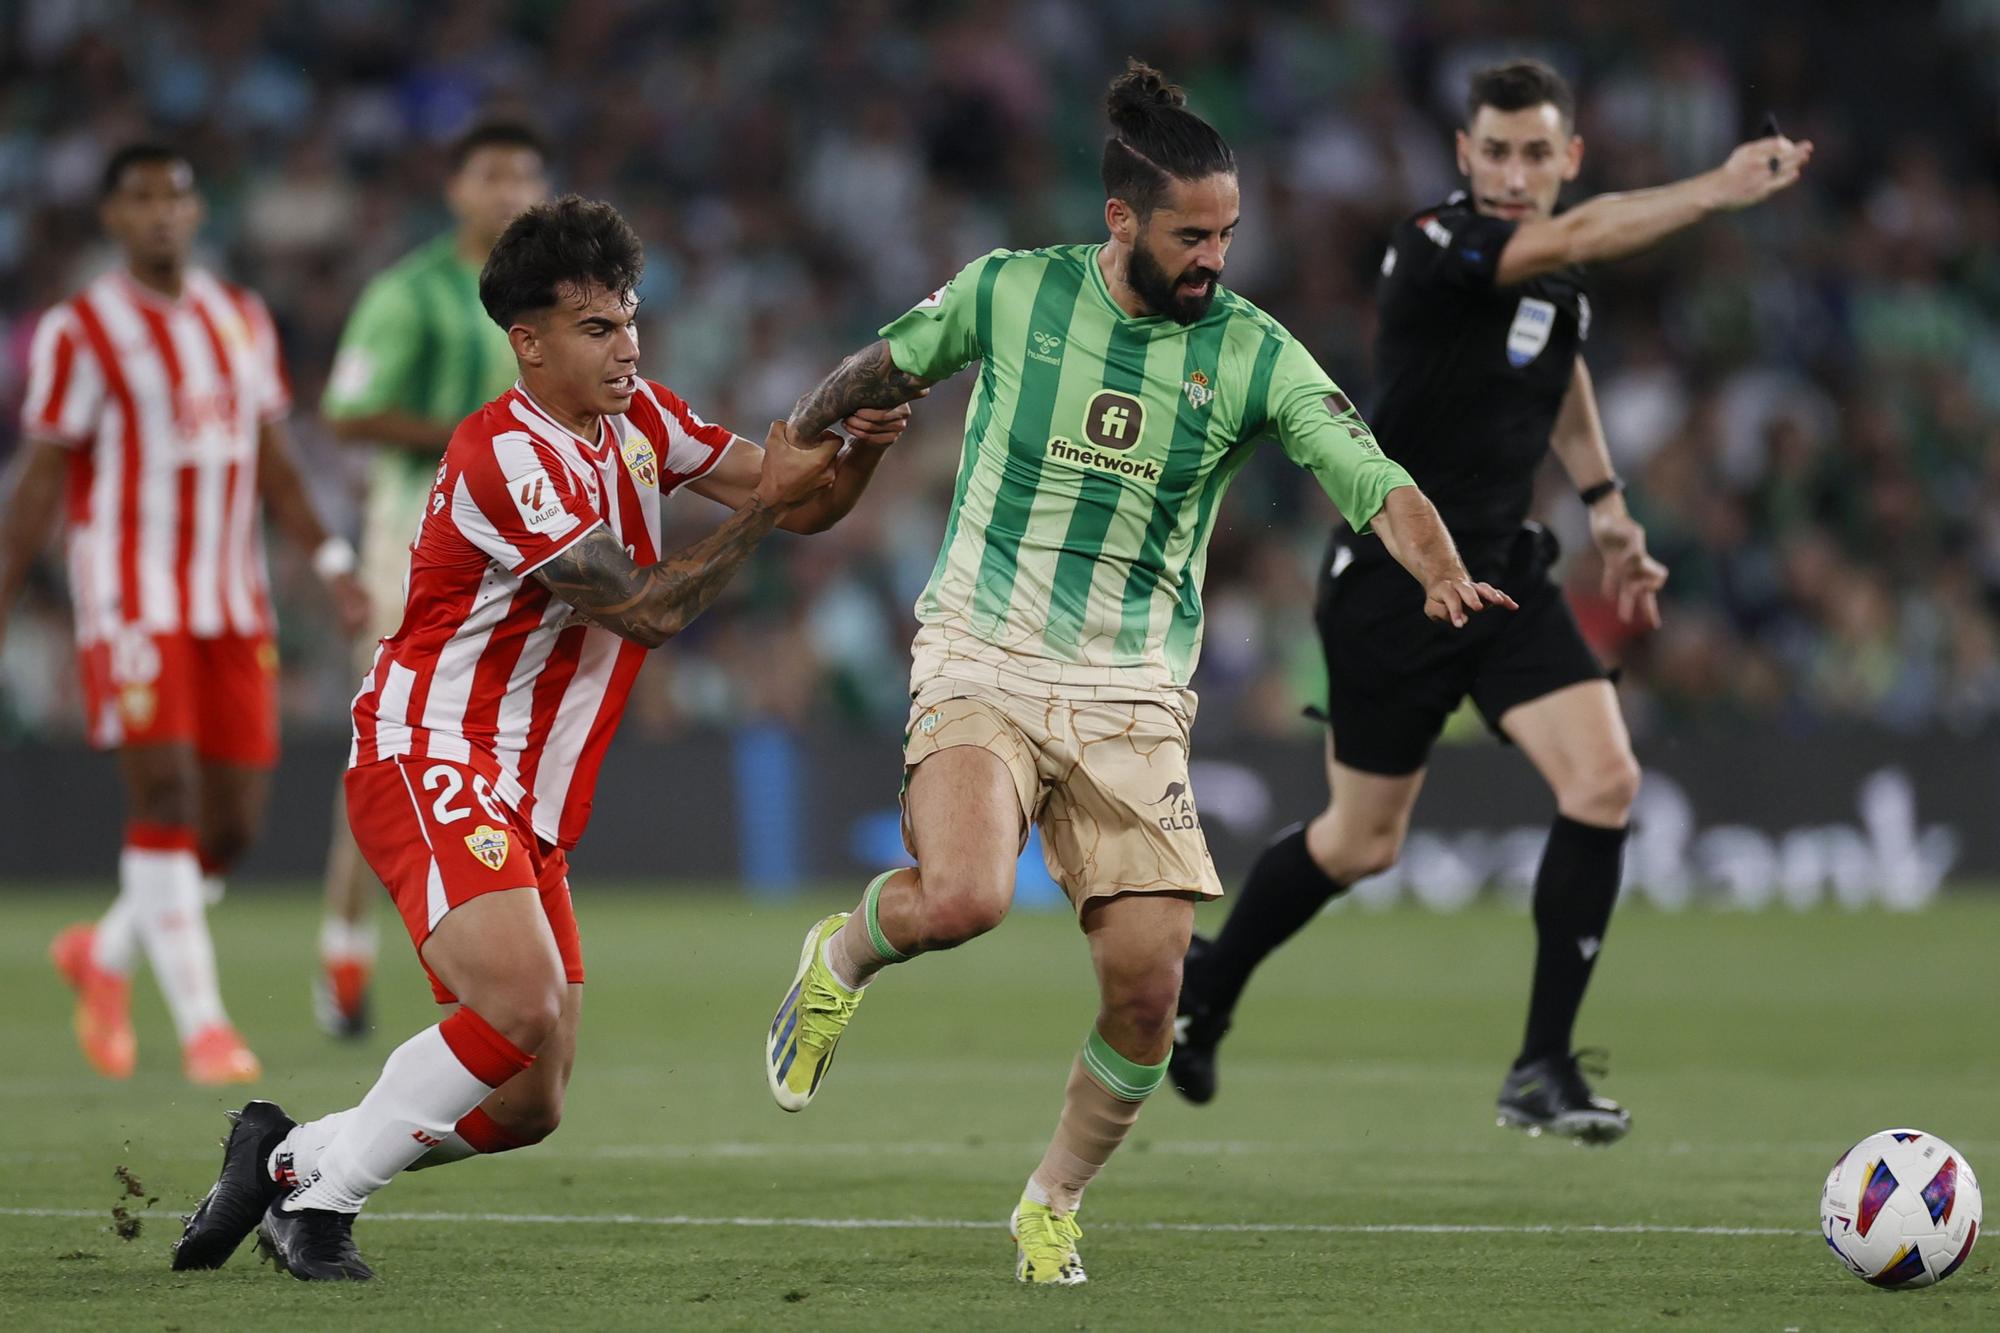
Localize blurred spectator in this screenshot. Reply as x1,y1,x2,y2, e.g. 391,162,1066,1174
4,0,2000,745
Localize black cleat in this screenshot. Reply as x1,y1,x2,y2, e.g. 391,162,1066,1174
1496,1049,1632,1145
1170,934,1229,1106
255,1200,375,1280
171,1100,295,1270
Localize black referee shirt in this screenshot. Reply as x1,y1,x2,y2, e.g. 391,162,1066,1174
1361,192,1590,570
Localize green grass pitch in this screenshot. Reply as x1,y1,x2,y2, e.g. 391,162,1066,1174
0,885,1994,1330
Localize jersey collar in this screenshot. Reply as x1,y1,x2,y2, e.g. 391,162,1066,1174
511,382,617,462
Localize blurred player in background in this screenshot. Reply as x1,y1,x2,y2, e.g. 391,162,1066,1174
171,195,912,1280
1172,60,1812,1141
0,144,367,1084
314,120,550,1039
761,62,1510,1286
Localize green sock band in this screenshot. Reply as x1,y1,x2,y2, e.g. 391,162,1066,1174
862,871,909,964
1080,1026,1168,1103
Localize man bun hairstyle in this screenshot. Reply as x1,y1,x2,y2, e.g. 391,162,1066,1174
1466,58,1576,127
1101,58,1235,219
479,194,643,329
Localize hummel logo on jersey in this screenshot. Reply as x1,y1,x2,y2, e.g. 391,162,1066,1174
1182,369,1213,410
1028,329,1063,366
1033,330,1062,354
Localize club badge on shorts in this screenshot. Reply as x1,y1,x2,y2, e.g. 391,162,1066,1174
464,824,511,871
1506,297,1556,367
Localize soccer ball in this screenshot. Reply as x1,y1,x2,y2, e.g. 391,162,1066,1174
1821,1128,1981,1288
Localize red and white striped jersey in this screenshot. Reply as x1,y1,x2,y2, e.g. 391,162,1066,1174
19,269,291,645
349,379,734,849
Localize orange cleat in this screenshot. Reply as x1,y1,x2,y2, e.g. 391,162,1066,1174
50,923,137,1079
314,957,373,1039
184,1024,262,1085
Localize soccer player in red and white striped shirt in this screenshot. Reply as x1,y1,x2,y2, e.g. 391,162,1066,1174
169,195,914,1279
0,144,368,1085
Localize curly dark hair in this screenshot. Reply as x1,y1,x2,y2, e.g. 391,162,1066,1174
479,194,643,329
1099,58,1235,219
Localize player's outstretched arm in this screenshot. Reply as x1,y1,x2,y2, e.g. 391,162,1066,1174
690,404,913,534
1369,485,1517,629
0,437,69,655
1495,134,1814,287
788,340,934,443
532,421,838,648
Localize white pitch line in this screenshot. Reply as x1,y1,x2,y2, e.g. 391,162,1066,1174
0,1206,1805,1237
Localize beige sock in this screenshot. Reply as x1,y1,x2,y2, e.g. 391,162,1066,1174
1028,1055,1149,1215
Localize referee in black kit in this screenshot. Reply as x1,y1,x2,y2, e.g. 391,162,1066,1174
1173,59,1812,1141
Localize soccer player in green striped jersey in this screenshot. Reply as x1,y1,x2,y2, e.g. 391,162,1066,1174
762,62,1512,1284
313,121,549,1038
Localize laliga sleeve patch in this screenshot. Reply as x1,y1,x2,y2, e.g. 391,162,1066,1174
915,285,946,310
504,466,568,533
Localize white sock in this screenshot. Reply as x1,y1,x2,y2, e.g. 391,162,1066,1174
272,1109,476,1181
283,1022,513,1213
318,914,378,962
92,893,141,975
201,874,225,907
125,844,228,1042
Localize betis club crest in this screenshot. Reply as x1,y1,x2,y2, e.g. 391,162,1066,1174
464,824,511,871
1182,369,1214,410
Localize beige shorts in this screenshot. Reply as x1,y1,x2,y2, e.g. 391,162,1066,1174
353,466,433,673
901,679,1224,914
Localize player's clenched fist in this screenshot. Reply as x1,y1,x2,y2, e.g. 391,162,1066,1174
1423,577,1516,630
753,421,841,511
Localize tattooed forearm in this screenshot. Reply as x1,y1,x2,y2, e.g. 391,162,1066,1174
532,504,778,649
789,340,933,441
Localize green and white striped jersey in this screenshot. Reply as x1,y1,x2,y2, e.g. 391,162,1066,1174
883,243,1412,698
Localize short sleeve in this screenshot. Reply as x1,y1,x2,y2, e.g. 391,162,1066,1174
638,380,736,491
20,305,103,446
233,289,293,423
450,429,603,576
324,277,423,419
1388,208,1516,294
1266,337,1412,531
878,251,998,381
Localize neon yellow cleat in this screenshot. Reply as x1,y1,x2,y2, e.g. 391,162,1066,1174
765,914,864,1112
1011,1197,1086,1285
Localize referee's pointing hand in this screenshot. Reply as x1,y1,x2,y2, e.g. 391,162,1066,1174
1424,576,1516,630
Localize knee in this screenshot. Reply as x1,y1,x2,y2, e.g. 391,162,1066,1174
477,979,565,1055
128,770,198,829
504,1094,564,1146
1313,815,1403,884
199,820,256,876
915,872,1010,950
1562,752,1642,825
1103,969,1181,1047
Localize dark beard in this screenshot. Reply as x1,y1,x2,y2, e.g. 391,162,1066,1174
1127,240,1218,325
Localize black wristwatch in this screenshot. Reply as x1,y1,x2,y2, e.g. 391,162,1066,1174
1580,477,1625,507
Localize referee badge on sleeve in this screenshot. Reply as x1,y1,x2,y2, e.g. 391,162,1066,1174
1506,298,1556,368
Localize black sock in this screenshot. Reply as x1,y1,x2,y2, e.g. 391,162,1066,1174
1204,824,1347,1016
1518,814,1628,1067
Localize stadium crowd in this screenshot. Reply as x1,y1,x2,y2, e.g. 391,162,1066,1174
4,0,2000,743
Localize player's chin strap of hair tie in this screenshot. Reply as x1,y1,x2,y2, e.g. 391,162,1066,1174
1579,477,1625,507
312,535,357,581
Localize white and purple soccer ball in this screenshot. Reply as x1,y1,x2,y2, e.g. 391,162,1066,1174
1821,1128,1981,1288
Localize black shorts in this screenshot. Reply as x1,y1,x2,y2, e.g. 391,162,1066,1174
1315,524,1606,776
